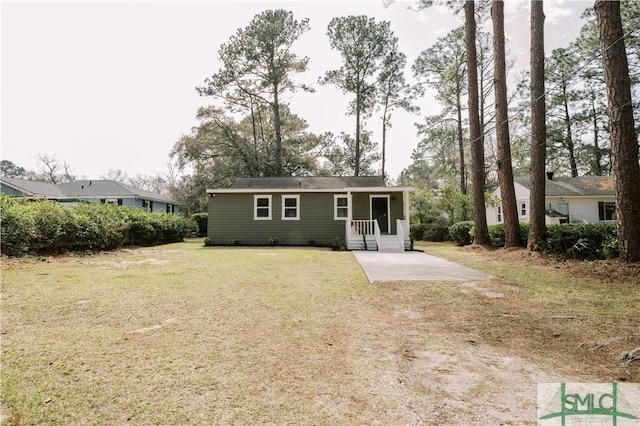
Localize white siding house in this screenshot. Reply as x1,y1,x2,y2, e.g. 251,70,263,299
487,175,615,226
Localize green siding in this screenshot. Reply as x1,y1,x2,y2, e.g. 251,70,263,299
208,193,347,245
208,191,407,246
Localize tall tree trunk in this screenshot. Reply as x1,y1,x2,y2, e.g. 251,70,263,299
528,0,547,251
355,107,361,177
595,0,640,262
591,93,603,176
562,93,578,177
382,98,389,179
355,84,362,177
273,85,283,177
456,80,469,221
456,80,467,195
492,0,520,247
465,0,490,245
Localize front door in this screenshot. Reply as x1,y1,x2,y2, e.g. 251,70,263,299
371,197,389,233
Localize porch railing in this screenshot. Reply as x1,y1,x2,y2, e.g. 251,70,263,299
373,220,381,251
396,219,407,251
348,219,376,236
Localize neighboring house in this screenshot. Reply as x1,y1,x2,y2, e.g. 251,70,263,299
207,176,414,251
486,174,615,225
0,177,180,214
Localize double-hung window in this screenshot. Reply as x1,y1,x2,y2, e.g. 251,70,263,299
520,202,527,218
598,201,616,221
334,195,348,220
254,195,272,220
282,195,300,220
497,206,503,223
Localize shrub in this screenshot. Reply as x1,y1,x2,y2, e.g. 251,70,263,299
449,221,474,246
331,236,346,251
190,213,208,237
0,196,195,256
485,222,530,247
544,223,617,259
410,224,426,241
268,236,279,246
232,239,240,245
203,237,213,246
423,223,450,242
308,237,317,246
0,197,37,256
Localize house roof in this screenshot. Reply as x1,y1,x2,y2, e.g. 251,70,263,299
230,176,386,189
209,176,413,194
514,176,615,197
58,180,179,204
0,176,67,198
1,177,178,204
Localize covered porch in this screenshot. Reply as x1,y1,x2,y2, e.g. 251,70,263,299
344,186,413,252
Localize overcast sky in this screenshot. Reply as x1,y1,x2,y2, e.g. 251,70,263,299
2,0,592,181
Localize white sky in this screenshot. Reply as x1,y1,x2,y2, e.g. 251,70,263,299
2,0,591,180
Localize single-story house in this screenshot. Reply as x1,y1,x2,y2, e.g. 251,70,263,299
0,177,180,214
486,174,615,225
206,176,414,251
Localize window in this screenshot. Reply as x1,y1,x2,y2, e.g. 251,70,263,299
254,195,272,220
520,202,527,218
598,201,616,221
334,195,348,220
282,195,300,220
497,206,502,223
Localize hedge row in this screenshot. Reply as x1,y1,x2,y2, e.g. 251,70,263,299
0,196,198,256
447,220,618,259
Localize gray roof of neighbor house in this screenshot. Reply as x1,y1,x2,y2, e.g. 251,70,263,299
514,176,615,197
0,176,67,198
58,180,178,204
230,176,386,190
1,177,178,204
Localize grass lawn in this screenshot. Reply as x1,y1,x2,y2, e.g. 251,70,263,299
1,239,638,425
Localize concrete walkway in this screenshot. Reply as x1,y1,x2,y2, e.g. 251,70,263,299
353,251,491,283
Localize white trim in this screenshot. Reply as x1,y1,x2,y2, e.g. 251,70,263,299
334,194,349,220
520,201,527,218
369,195,391,233
253,195,272,220
281,194,300,220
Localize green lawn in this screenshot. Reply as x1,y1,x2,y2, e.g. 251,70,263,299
1,242,374,425
1,240,638,425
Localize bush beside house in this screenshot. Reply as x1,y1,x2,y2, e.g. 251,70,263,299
446,219,618,259
0,196,197,256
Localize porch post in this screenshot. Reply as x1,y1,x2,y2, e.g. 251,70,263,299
403,189,410,223
346,189,353,240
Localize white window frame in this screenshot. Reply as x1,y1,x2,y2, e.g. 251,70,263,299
520,202,527,218
334,194,349,220
281,194,300,220
254,195,272,220
497,206,503,223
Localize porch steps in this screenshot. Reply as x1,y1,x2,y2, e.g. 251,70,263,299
377,235,404,252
